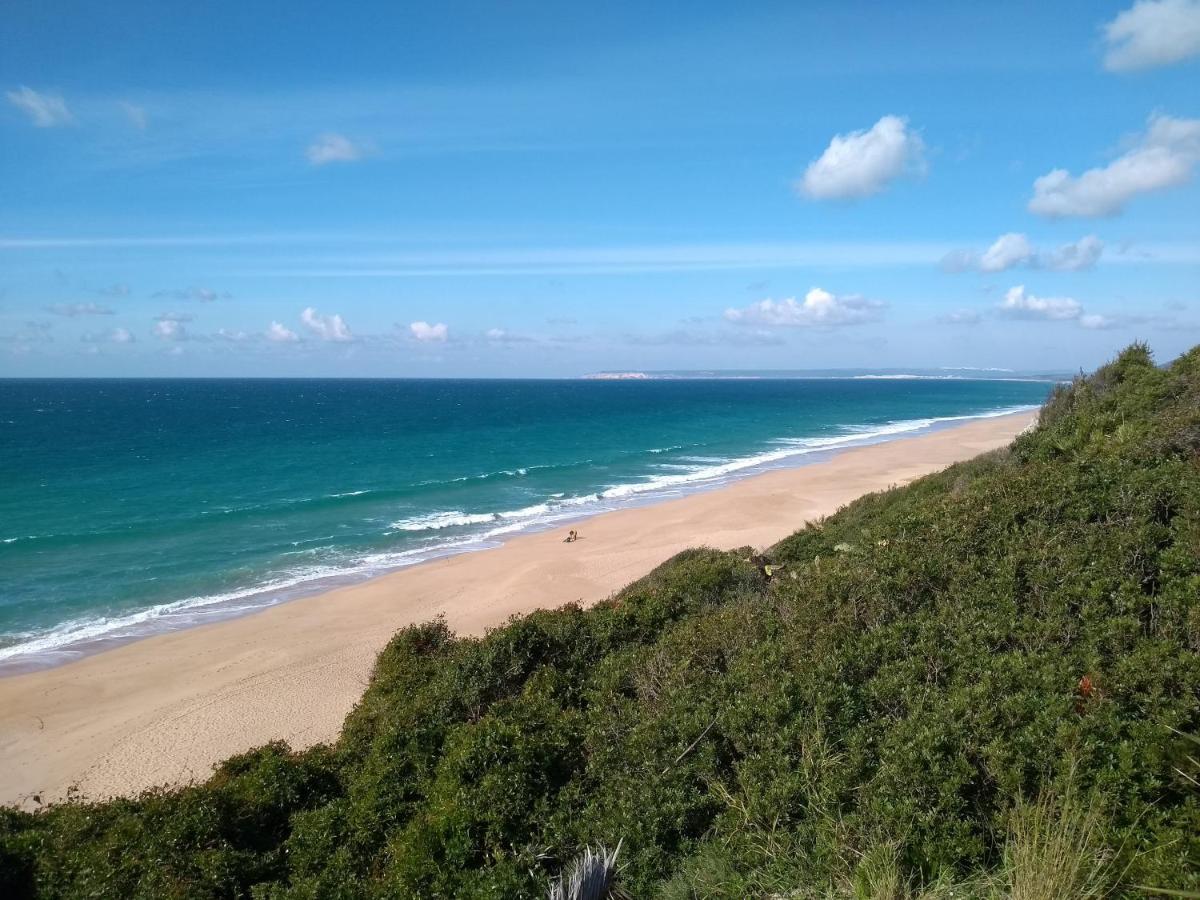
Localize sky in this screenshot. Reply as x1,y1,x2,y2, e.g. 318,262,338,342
1,0,1198,377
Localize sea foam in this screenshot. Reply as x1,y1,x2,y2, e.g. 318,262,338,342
0,404,1036,669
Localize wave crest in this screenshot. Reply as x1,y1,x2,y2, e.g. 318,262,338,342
0,404,1035,669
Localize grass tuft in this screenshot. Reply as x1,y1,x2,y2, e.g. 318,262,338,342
1000,780,1111,900
548,841,629,900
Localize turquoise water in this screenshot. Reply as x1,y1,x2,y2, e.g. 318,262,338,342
0,377,1053,670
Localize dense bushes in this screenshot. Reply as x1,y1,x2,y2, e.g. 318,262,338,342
2,344,1198,898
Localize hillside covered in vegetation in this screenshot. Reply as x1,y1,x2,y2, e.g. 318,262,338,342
2,344,1198,898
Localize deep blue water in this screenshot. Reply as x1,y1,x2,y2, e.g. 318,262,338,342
0,377,1053,669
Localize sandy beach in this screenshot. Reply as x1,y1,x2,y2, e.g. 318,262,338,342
0,411,1031,808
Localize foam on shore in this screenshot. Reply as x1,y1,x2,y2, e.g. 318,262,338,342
0,405,1036,673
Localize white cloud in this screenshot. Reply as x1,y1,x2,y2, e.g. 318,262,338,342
46,302,114,317
82,327,135,344
998,285,1083,321
6,86,73,127
153,318,187,340
943,233,1104,272
266,321,300,343
954,286,1133,329
410,321,449,342
725,288,885,327
1041,235,1106,271
301,306,353,341
118,100,148,129
798,115,925,200
1102,0,1200,71
485,327,534,343
1080,313,1118,329
1029,114,1200,217
215,328,251,342
978,233,1036,273
306,133,366,165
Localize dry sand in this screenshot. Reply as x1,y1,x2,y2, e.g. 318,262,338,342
0,412,1031,808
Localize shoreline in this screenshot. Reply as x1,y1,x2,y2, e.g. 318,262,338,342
0,404,1038,677
0,411,1032,808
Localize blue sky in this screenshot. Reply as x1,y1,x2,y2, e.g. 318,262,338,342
1,0,1198,376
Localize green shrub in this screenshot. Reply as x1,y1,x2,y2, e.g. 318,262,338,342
3,344,1199,898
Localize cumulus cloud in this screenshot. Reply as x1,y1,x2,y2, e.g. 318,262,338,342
977,233,1036,273
410,321,449,342
1029,114,1200,217
306,133,367,165
1042,235,1106,271
945,289,1132,331
301,306,353,341
215,328,252,342
798,115,925,200
266,321,300,343
6,86,73,127
1102,0,1200,71
82,327,135,344
998,285,1083,321
725,288,885,327
942,233,1104,272
45,302,114,317
153,318,188,341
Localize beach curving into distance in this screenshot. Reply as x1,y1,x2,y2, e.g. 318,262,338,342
0,411,1031,808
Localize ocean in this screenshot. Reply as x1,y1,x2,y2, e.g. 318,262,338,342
0,376,1054,670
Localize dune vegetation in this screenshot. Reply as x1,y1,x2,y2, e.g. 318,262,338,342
2,344,1198,898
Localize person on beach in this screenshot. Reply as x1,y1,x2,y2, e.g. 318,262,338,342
563,529,578,543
